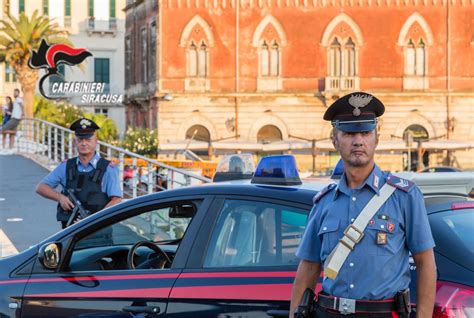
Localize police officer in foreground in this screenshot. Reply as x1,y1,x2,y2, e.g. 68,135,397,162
290,92,436,318
36,118,122,229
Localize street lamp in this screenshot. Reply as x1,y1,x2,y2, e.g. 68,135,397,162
288,134,330,176
156,93,173,154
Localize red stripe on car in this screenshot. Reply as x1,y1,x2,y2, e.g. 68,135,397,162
170,284,293,301
179,271,296,279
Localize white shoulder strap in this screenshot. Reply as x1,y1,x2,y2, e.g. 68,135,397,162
323,182,397,279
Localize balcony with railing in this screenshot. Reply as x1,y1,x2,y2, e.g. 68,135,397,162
325,76,360,92
87,17,117,35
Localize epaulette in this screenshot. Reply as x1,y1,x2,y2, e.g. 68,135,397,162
386,174,415,192
313,183,337,204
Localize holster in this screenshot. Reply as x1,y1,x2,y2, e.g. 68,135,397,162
294,288,316,318
395,289,411,318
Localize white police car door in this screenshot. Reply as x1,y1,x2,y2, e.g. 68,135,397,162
166,196,311,317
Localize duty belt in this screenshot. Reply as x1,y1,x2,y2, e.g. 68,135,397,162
317,293,397,315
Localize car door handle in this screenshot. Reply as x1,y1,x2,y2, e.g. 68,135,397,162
122,305,160,314
266,309,289,317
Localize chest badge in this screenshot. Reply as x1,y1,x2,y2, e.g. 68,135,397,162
369,219,375,225
387,222,395,233
377,232,387,245
378,214,389,221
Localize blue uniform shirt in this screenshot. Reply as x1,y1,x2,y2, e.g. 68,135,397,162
41,152,122,198
296,165,435,300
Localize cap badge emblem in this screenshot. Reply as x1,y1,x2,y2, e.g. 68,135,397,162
348,94,373,116
80,119,91,129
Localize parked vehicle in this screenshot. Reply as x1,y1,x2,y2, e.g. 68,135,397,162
0,158,472,317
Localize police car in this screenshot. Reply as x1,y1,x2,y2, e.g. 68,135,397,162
0,156,472,317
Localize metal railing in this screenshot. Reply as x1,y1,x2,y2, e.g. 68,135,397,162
325,76,359,91
87,17,117,33
2,118,212,198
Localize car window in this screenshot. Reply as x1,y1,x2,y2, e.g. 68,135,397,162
439,210,474,254
430,208,474,270
204,199,308,268
68,202,197,272
76,206,193,249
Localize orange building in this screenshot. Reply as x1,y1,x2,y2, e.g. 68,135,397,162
125,1,473,172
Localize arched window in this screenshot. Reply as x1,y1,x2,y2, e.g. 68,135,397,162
187,41,208,77
403,124,429,143
405,38,426,76
329,38,341,77
260,40,280,77
260,41,270,76
344,37,356,77
270,41,280,76
405,39,416,75
186,125,210,142
330,37,356,77
415,39,425,76
403,124,429,171
257,125,283,144
187,42,198,77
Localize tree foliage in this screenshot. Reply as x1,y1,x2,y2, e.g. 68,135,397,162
34,96,118,142
116,127,159,157
0,10,72,118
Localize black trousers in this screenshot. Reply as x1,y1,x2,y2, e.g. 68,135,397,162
315,305,399,318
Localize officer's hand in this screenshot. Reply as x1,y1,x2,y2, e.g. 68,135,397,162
59,194,74,211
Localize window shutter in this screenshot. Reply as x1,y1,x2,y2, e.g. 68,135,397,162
65,0,71,16
110,0,115,18
88,0,94,17
43,0,49,15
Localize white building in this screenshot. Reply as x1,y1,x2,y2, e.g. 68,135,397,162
0,0,126,133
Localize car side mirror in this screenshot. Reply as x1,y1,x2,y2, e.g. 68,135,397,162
38,242,61,270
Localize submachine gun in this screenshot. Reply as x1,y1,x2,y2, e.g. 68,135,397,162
64,188,91,227
294,288,316,318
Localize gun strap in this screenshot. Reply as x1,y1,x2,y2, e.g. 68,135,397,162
66,158,77,184
323,181,397,279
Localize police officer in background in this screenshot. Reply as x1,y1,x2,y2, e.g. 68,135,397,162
290,92,436,318
36,118,122,229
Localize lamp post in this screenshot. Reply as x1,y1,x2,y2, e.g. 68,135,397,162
288,134,330,176
155,93,173,155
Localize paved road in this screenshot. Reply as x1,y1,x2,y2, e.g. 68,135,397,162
0,154,61,256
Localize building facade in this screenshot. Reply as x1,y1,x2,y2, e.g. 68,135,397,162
124,0,159,129
142,1,473,172
1,0,127,133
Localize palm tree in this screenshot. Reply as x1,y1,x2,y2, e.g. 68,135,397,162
0,10,72,119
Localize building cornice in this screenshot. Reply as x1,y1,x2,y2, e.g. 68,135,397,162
162,0,472,9
155,91,474,98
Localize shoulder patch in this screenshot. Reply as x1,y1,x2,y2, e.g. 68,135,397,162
313,183,337,204
386,174,415,192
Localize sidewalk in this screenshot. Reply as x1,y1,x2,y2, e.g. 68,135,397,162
0,154,61,255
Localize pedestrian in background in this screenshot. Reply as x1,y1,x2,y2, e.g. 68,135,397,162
1,96,13,127
1,89,23,149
